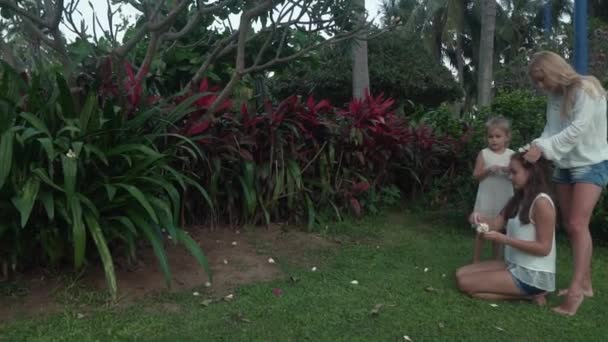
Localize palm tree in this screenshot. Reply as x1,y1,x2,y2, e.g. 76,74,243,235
352,0,370,99
477,0,497,106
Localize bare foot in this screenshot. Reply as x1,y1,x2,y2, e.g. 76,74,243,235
531,293,547,306
557,288,593,298
553,293,585,316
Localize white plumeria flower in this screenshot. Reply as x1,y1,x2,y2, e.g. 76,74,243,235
204,282,212,288
231,241,238,246
268,258,276,264
350,280,359,285
192,291,200,296
424,268,429,273
476,223,490,233
403,335,413,341
66,149,77,159
311,266,317,272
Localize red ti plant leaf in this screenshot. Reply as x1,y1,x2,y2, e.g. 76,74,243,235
186,120,212,136
351,182,370,195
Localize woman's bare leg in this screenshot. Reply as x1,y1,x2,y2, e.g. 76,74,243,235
554,183,602,316
555,184,594,297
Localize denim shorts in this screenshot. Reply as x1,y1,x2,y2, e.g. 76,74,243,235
552,160,608,188
510,274,546,296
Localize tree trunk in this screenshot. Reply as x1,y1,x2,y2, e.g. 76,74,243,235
352,0,370,100
477,0,496,107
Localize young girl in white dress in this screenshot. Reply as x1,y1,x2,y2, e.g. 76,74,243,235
472,117,515,262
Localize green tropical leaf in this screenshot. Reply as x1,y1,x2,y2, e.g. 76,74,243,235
20,112,51,137
11,176,41,227
0,128,14,189
115,184,159,224
84,212,117,300
56,73,76,118
176,229,212,281
70,196,86,269
148,196,178,243
62,154,78,197
140,177,181,225
128,210,171,287
39,191,55,221
37,138,56,162
32,168,64,192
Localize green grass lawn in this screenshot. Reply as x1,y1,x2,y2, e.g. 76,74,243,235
2,210,608,341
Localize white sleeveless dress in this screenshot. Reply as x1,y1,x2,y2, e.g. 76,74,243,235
473,148,515,218
504,193,556,291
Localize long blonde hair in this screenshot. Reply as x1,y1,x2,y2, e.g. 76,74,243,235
528,51,606,118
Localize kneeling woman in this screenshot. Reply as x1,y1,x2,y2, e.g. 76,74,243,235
456,152,556,303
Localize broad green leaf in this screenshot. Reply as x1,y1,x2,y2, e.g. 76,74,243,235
105,184,117,201
77,193,99,219
84,144,108,165
20,112,50,136
116,184,159,224
128,210,171,287
148,197,177,243
0,128,13,189
84,212,117,300
70,196,86,269
11,177,40,227
107,144,161,158
32,168,64,192
57,126,81,136
56,73,76,118
62,154,77,197
176,229,212,281
109,216,137,236
287,160,303,189
79,93,97,134
162,165,186,189
37,138,55,162
182,176,214,210
140,177,181,225
39,191,55,220
18,127,43,142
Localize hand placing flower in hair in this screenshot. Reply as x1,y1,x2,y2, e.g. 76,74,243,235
523,145,543,163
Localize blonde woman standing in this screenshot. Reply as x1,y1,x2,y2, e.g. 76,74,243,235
524,51,608,316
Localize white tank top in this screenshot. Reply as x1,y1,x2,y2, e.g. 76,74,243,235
504,193,556,291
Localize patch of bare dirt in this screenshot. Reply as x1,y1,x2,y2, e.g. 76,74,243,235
0,224,335,322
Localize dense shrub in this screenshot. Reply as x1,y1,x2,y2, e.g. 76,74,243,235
0,65,210,298
178,87,470,228
268,32,462,111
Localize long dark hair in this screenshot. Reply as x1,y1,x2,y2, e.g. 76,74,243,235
503,152,553,224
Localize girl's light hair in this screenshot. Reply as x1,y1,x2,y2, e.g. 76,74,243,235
485,116,511,135
528,51,606,118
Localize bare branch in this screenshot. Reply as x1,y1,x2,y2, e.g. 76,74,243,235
164,0,232,41
106,0,115,44
274,26,289,59
136,32,161,80
115,0,187,58
253,25,275,67
148,0,188,31
189,32,238,86
0,0,47,27
204,0,273,116
164,11,201,40
244,30,361,74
